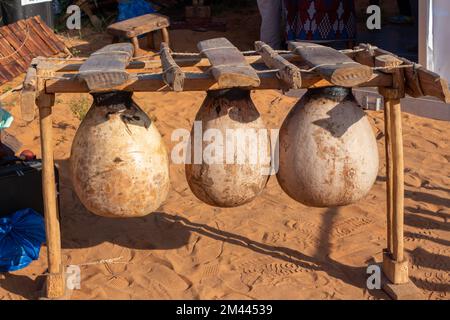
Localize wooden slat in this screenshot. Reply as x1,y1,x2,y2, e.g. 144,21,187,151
107,13,170,38
78,43,135,91
0,16,68,86
0,37,25,77
198,37,260,88
355,43,450,103
14,20,49,58
16,20,54,57
289,41,373,87
160,42,185,91
0,26,32,68
27,18,59,55
7,23,39,63
0,66,11,82
255,41,301,89
34,16,66,52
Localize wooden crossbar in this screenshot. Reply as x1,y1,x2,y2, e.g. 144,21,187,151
43,70,393,93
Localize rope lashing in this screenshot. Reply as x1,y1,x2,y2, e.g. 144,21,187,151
36,62,420,82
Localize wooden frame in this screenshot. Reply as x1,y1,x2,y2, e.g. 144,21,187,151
21,40,450,299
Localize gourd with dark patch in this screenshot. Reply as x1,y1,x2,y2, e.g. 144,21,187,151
70,91,170,217
277,87,379,207
186,89,271,207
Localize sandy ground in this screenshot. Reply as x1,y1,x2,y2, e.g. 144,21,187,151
0,7,449,300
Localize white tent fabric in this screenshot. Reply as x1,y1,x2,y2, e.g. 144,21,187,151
426,0,450,82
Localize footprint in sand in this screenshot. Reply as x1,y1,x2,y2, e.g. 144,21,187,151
219,271,251,293
227,256,313,289
404,169,423,188
140,278,172,299
201,263,220,278
107,276,130,290
148,264,190,292
219,292,254,300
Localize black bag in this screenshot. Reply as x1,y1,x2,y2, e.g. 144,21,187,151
0,158,59,218
0,0,54,28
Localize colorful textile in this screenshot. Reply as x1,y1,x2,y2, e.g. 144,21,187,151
283,0,357,42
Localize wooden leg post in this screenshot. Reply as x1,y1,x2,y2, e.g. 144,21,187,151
161,28,170,48
376,55,408,285
131,37,140,57
384,100,393,255
382,98,409,285
37,63,65,299
376,55,423,299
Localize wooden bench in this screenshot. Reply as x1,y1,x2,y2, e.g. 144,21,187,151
107,13,170,57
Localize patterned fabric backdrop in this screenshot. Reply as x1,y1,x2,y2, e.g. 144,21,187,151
283,0,357,42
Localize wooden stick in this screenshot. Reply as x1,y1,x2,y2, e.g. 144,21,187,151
161,28,169,48
381,99,409,284
255,41,302,89
376,55,402,255
20,66,37,122
44,70,392,93
376,55,409,285
384,100,393,253
390,99,405,263
36,62,65,299
160,42,185,92
131,37,140,57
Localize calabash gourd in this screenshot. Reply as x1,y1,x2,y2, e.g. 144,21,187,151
277,87,379,207
186,89,271,207
70,91,170,217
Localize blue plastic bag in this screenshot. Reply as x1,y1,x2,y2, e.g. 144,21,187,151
117,0,156,22
0,209,46,272
0,108,13,130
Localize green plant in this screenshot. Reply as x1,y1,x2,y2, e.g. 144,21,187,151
70,47,82,57
1,85,12,94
